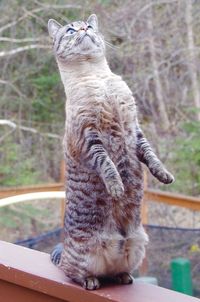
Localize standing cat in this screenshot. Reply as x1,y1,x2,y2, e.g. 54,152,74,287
48,14,174,290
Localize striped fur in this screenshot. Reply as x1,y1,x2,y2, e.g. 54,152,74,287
48,14,174,290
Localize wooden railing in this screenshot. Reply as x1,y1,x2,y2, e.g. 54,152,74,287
1,183,200,208
142,188,200,224
145,189,200,211
0,182,64,199
1,184,200,224
0,240,199,302
1,172,200,300
1,159,200,214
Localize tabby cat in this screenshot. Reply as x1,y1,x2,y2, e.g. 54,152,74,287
48,14,174,290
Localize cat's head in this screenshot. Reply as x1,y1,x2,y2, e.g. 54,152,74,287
48,14,105,62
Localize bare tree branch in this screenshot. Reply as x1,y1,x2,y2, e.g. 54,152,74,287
0,44,51,58
130,0,179,30
0,119,61,139
0,4,81,34
0,120,17,128
0,37,47,43
0,79,26,98
33,2,82,10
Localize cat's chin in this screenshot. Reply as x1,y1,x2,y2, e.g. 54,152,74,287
80,38,102,53
57,49,105,63
81,34,94,44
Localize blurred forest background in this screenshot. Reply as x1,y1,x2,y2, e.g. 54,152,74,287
1,0,200,196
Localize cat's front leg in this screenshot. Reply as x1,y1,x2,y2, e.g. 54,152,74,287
102,161,124,198
136,125,174,184
82,128,124,198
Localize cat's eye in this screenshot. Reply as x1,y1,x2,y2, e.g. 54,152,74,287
67,28,76,34
88,25,93,30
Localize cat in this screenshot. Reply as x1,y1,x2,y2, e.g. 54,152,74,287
48,14,174,290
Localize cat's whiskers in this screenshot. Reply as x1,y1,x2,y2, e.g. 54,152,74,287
104,40,119,50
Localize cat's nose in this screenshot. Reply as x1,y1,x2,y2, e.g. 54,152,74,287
79,26,87,32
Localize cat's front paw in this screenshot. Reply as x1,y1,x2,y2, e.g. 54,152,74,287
106,179,124,199
155,169,175,184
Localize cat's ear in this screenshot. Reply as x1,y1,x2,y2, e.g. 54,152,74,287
87,14,98,31
48,19,62,38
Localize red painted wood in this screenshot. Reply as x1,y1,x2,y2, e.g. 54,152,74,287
0,279,66,302
0,240,199,302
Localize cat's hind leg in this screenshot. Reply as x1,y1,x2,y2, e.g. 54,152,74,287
50,243,63,266
115,272,134,285
122,225,148,281
52,244,101,290
83,276,101,290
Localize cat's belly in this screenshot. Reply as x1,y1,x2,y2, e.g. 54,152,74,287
59,224,148,278
65,158,144,237
87,225,148,276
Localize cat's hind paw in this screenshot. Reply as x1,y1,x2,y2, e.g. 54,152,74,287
83,277,101,290
115,272,134,285
50,243,63,266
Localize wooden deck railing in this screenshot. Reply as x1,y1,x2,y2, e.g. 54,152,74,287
0,182,64,199
1,170,200,300
1,183,200,213
1,160,200,213
145,189,200,211
0,240,199,302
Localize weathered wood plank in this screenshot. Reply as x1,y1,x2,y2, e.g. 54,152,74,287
0,240,199,302
1,184,200,211
0,183,64,198
145,189,200,211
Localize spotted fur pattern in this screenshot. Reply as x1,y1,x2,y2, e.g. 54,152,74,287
48,14,174,290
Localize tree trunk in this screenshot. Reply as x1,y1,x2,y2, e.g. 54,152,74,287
185,0,200,120
147,3,170,131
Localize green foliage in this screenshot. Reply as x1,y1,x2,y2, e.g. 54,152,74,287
0,208,19,228
171,120,200,195
0,137,43,186
0,202,53,234
97,0,111,5
20,203,49,217
27,59,65,124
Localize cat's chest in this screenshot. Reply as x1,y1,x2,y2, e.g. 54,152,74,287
67,77,107,102
66,76,136,132
68,75,132,102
